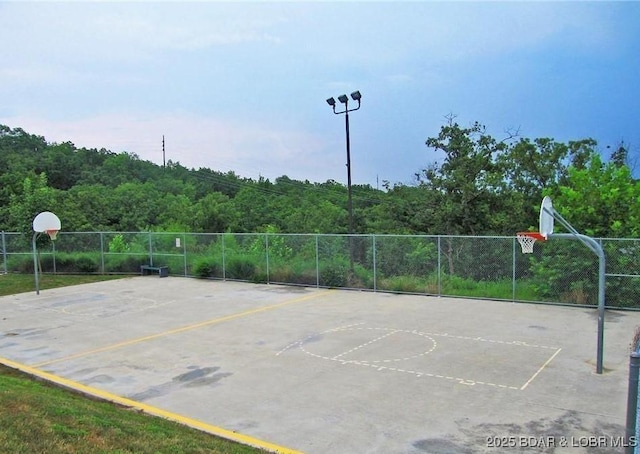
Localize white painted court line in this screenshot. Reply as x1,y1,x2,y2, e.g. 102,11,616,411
279,323,562,391
520,347,563,390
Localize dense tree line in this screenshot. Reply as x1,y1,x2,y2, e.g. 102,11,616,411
1,122,638,238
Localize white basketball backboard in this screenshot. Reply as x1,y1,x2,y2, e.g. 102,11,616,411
539,196,554,239
33,211,61,233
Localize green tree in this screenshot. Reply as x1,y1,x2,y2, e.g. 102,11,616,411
421,120,508,235
232,186,278,232
110,182,162,231
7,173,60,241
193,192,239,233
43,142,83,190
497,137,573,231
285,199,347,233
530,152,640,306
554,152,640,237
59,184,119,231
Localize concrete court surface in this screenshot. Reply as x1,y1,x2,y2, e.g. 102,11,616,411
1,276,639,454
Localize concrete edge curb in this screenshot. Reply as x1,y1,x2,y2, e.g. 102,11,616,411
0,356,304,454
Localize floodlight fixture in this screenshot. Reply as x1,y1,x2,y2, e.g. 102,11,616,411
326,97,336,106
350,90,361,101
338,94,349,104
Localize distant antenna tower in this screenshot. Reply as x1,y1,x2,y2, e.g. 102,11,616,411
162,135,166,168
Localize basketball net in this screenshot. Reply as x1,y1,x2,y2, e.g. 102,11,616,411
516,232,545,254
45,229,59,241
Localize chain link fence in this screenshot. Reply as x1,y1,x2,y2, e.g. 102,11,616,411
627,329,640,453
2,231,639,308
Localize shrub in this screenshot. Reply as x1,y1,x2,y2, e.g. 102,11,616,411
193,259,221,279
108,234,130,253
226,257,257,280
379,275,424,293
320,261,348,287
103,255,147,273
75,256,99,273
290,269,318,286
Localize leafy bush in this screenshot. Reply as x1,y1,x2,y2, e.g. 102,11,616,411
193,258,221,279
319,261,348,287
226,256,257,280
379,275,426,293
108,234,130,253
103,255,147,273
529,242,598,305
16,256,35,273
289,269,318,286
74,255,99,273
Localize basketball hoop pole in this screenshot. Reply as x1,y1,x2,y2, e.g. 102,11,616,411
32,232,40,295
32,211,61,296
542,205,606,375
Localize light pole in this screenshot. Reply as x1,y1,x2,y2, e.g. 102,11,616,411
327,91,361,277
326,90,362,236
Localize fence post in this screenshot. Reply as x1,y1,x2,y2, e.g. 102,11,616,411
182,233,187,276
1,231,7,274
372,234,377,292
99,232,105,274
221,234,226,280
265,233,270,284
315,234,319,288
437,236,442,296
148,232,153,267
627,351,640,453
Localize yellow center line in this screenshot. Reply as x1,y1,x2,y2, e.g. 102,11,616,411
33,289,333,368
0,356,304,454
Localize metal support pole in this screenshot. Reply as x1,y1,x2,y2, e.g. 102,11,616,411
345,111,355,275
315,234,320,288
265,233,270,284
372,234,377,292
182,233,187,277
626,352,640,453
512,236,517,301
32,232,40,295
345,110,353,237
1,231,7,274
221,234,226,280
550,232,606,374
327,92,360,275
148,232,153,267
437,236,442,296
100,232,105,274
52,240,57,274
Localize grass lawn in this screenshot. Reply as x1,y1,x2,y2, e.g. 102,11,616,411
0,365,267,454
0,273,127,297
0,273,269,454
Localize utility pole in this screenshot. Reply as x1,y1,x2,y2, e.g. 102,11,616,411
162,135,166,168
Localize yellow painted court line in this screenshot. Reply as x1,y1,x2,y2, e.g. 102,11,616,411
0,356,303,454
34,289,333,368
520,347,562,390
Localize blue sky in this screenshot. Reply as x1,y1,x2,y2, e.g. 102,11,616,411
1,1,639,188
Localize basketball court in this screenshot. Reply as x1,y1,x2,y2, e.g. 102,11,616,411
1,277,638,453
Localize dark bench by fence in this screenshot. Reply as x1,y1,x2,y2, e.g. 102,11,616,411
140,265,168,277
